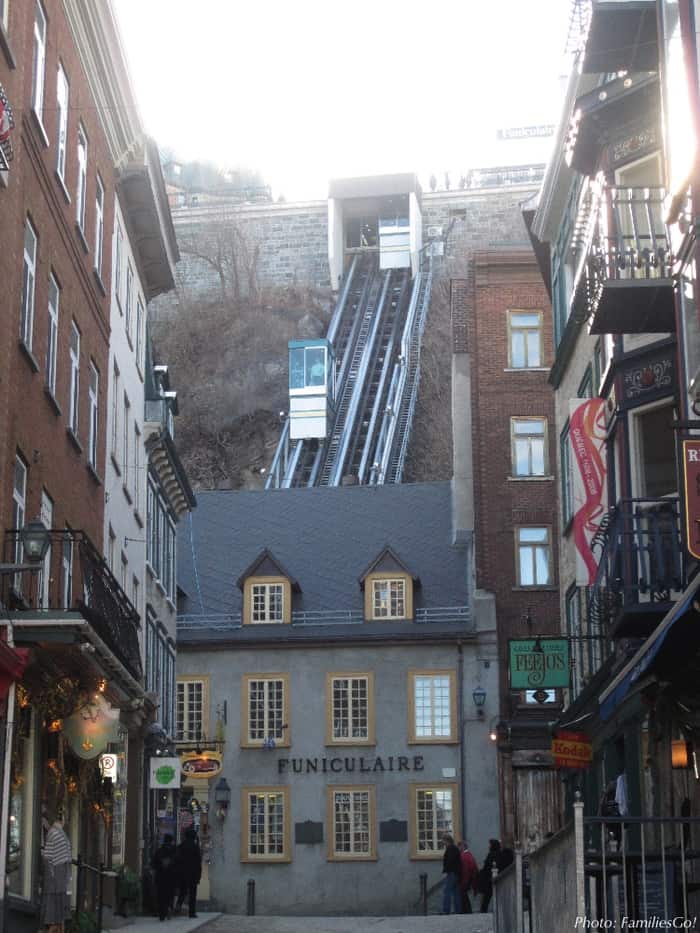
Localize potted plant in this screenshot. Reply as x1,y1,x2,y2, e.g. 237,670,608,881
116,866,141,916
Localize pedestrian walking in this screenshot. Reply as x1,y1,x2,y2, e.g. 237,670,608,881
440,833,461,915
152,833,177,921
174,828,202,918
41,814,72,933
458,840,479,914
477,838,501,912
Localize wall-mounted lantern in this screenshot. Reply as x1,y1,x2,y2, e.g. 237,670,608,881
214,776,231,821
472,686,486,718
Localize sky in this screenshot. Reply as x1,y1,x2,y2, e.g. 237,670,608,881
113,0,574,201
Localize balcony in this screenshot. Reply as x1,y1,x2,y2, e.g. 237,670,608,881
586,186,675,334
580,0,658,74
1,530,142,681
588,498,685,640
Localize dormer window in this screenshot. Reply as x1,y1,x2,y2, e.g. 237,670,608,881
372,578,406,619
360,547,418,622
238,549,299,626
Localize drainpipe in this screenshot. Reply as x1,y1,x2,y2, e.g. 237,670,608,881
0,621,16,933
457,641,466,841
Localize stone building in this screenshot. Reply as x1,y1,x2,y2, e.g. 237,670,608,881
175,482,498,915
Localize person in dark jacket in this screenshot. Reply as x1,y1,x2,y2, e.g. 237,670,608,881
152,834,177,921
174,828,202,918
478,838,501,912
441,834,461,915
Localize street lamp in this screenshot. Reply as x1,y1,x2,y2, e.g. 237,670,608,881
0,519,50,573
214,777,231,821
472,686,486,717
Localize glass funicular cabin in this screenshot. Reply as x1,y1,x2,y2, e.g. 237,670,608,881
288,339,335,440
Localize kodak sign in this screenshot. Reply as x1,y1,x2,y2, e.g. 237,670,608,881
683,440,700,560
552,730,592,770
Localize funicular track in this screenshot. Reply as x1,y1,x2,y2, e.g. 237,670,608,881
265,251,433,489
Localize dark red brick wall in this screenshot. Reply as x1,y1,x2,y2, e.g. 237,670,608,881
0,1,115,548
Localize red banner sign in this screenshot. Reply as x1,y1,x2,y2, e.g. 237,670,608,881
683,440,700,560
570,399,607,584
552,730,592,770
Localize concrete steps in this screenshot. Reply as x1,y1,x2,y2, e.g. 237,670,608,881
200,915,494,933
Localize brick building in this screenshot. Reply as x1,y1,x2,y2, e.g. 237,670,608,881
451,251,562,849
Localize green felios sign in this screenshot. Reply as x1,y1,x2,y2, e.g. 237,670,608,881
509,639,570,689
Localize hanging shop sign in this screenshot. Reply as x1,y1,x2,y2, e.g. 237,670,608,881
570,398,607,585
149,756,182,789
0,83,14,168
180,751,222,780
63,694,121,760
683,440,700,560
99,753,118,780
552,731,592,770
509,639,570,689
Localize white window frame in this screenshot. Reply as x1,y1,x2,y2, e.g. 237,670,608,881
412,784,457,856
372,578,406,619
88,361,99,468
46,272,59,395
508,310,543,369
125,263,133,340
243,788,289,862
21,219,38,349
244,675,288,747
108,526,115,573
329,787,374,860
39,490,53,608
133,423,141,512
409,671,456,742
251,582,284,623
114,224,123,308
329,674,372,744
176,678,206,742
122,393,130,480
61,529,73,609
76,125,87,233
12,455,27,574
68,322,80,435
135,297,144,369
56,64,69,181
511,417,547,477
31,2,47,122
110,363,119,458
516,526,552,587
94,175,104,277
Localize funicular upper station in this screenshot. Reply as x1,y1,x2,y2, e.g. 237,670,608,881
267,173,432,489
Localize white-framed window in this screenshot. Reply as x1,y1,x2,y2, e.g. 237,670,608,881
108,525,115,573
76,125,87,232
176,678,206,742
131,574,139,613
56,64,69,180
31,2,47,122
411,784,457,856
61,529,73,609
46,272,59,395
111,363,119,457
372,578,406,619
122,393,130,478
560,421,573,527
329,787,374,859
125,263,133,339
120,552,128,592
147,477,156,569
39,490,53,608
329,674,372,743
508,310,543,368
166,519,175,600
68,321,80,435
88,362,98,468
410,671,456,742
511,417,547,477
251,582,284,623
94,175,104,276
114,224,123,307
21,218,38,349
135,297,144,368
516,526,552,586
12,454,27,574
145,612,157,693
244,675,288,747
243,788,289,861
133,424,141,512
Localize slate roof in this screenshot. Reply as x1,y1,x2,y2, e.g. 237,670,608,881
178,482,470,633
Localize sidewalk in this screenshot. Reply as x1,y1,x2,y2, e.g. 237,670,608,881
196,915,493,933
107,912,221,933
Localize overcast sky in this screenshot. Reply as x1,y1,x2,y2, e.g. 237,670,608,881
113,0,573,200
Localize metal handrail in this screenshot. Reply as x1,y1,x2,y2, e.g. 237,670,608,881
177,604,471,630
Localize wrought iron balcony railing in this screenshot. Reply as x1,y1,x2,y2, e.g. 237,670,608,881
586,186,675,334
588,498,685,637
2,529,142,681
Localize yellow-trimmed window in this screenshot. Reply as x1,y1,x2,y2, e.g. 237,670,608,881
176,677,209,742
327,785,376,860
242,674,290,748
326,673,375,745
364,571,413,621
408,670,457,743
243,576,291,624
241,787,290,862
410,783,460,858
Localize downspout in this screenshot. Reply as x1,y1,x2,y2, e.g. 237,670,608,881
457,640,466,842
0,621,16,933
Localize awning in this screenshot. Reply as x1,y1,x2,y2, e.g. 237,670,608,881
599,574,700,721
